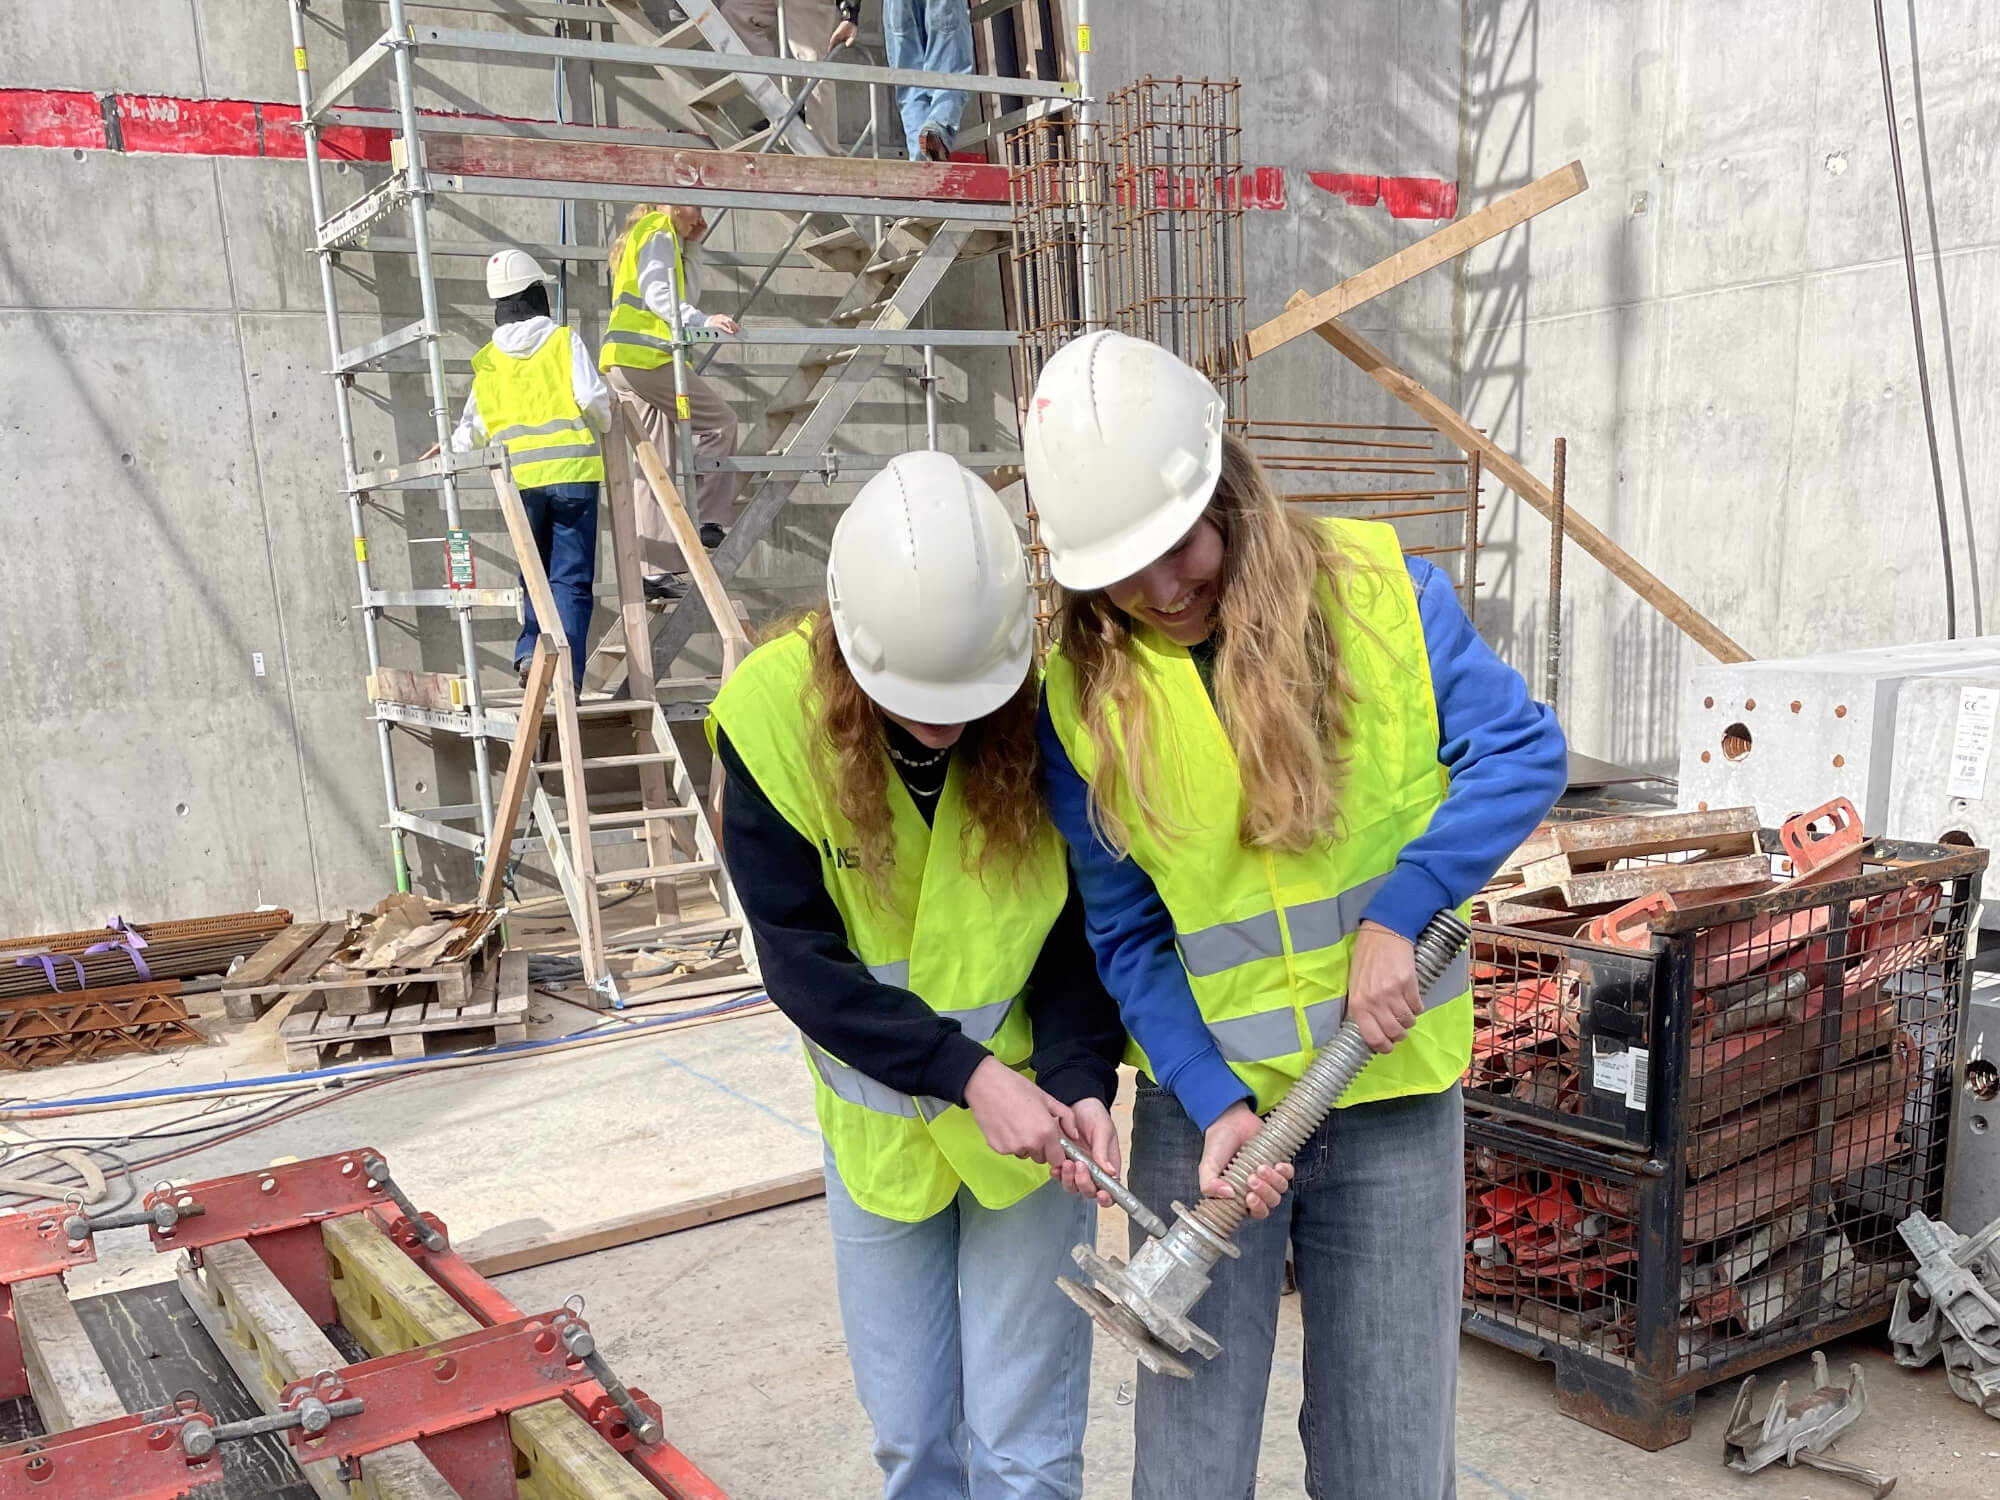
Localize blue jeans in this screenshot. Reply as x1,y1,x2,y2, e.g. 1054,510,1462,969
824,1149,1095,1499
1127,1082,1465,1500
515,481,597,691
883,0,973,156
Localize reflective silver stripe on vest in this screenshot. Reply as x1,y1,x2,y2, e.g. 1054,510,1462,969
1204,1005,1306,1064
1298,944,1475,1050
509,442,603,466
811,966,1023,1117
494,416,597,442
802,1038,952,1120
613,292,653,314
603,329,678,354
1175,872,1392,978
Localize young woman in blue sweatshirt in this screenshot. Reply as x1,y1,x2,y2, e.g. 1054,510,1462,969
1027,332,1567,1500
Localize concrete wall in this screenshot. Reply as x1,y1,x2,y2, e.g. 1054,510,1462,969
0,1,1008,929
11,0,1997,927
1450,0,2000,771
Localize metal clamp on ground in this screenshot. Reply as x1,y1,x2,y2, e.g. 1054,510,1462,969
0,1398,223,1499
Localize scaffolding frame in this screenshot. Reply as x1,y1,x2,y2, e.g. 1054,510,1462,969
286,0,1084,983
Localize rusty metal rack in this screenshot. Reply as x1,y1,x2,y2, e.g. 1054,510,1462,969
1460,821,1987,1449
1240,419,1484,619
0,1148,723,1499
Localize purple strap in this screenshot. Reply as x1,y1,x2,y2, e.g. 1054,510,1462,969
85,917,152,980
14,953,87,991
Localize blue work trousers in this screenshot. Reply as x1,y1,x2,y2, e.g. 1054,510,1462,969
884,0,974,156
515,481,598,691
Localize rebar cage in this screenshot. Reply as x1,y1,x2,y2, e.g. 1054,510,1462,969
1461,833,1986,1447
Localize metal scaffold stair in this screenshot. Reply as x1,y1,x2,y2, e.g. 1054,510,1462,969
283,0,1081,987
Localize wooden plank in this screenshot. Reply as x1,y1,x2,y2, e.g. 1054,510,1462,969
1306,316,1754,663
222,922,329,995
479,637,558,909
617,399,753,677
416,127,1010,204
1513,807,1762,865
365,668,466,713
227,921,350,999
13,1276,125,1433
1554,852,1773,907
494,464,604,983
322,1214,657,1500
463,1168,826,1277
1247,161,1588,360
180,1241,457,1500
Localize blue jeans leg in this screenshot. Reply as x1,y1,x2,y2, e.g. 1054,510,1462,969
825,1152,1096,1500
1127,1082,1463,1500
919,0,973,138
1292,1086,1463,1500
515,481,597,691
958,1179,1094,1500
1127,1079,1291,1500
882,0,934,156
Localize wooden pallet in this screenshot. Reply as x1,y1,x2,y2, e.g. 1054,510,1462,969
222,906,501,1020
1499,807,1770,912
278,952,529,1070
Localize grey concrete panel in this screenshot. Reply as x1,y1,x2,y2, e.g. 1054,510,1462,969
0,150,233,312
0,307,320,924
0,1,203,95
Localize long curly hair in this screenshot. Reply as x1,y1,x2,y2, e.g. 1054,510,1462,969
803,613,1047,898
1053,433,1362,856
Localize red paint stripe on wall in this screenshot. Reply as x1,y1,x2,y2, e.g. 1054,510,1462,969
115,94,262,156
1308,171,1458,220
0,89,106,150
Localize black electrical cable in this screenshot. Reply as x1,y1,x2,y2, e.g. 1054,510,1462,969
1902,0,1981,634
1873,0,1958,638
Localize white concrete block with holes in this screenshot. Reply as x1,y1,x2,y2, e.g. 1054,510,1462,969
1886,676,2000,928
1678,637,2000,831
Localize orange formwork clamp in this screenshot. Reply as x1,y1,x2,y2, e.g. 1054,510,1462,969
1585,890,1677,950
1780,797,1866,878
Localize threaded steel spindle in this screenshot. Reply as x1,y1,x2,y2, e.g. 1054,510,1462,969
1194,912,1472,1236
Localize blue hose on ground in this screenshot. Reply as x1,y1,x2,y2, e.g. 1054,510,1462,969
0,991,771,1120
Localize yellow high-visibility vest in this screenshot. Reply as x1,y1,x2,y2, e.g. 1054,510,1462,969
1043,517,1473,1113
469,329,604,487
599,210,686,373
706,625,1066,1222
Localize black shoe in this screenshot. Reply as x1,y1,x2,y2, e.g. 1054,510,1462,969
643,573,688,602
699,523,727,550
514,657,532,688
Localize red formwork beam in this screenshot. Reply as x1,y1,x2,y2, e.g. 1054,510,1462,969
413,128,1011,204
0,1210,96,1403
0,1401,223,1499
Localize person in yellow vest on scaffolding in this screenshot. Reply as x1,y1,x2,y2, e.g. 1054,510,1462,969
601,203,742,600
1029,333,1568,1500
441,249,610,690
706,451,1130,1499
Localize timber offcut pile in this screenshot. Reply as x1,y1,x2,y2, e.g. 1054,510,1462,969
225,895,527,1068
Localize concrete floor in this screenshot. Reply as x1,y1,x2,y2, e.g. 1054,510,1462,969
9,998,2000,1497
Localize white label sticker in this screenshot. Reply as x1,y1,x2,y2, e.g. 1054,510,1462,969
1592,1041,1631,1097
1948,687,1999,799
252,652,266,677
1626,1046,1650,1110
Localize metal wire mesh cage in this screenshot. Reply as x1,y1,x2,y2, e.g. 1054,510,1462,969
1461,827,1986,1448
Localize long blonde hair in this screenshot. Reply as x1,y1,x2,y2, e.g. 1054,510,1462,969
1054,433,1360,856
608,203,656,277
802,613,1047,898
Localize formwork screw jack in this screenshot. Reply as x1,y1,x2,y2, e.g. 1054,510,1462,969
1057,910,1472,1378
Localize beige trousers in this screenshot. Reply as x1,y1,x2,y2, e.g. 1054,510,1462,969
607,361,741,576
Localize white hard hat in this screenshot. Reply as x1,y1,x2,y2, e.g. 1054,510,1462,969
826,452,1034,724
485,248,545,298
1022,330,1226,591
